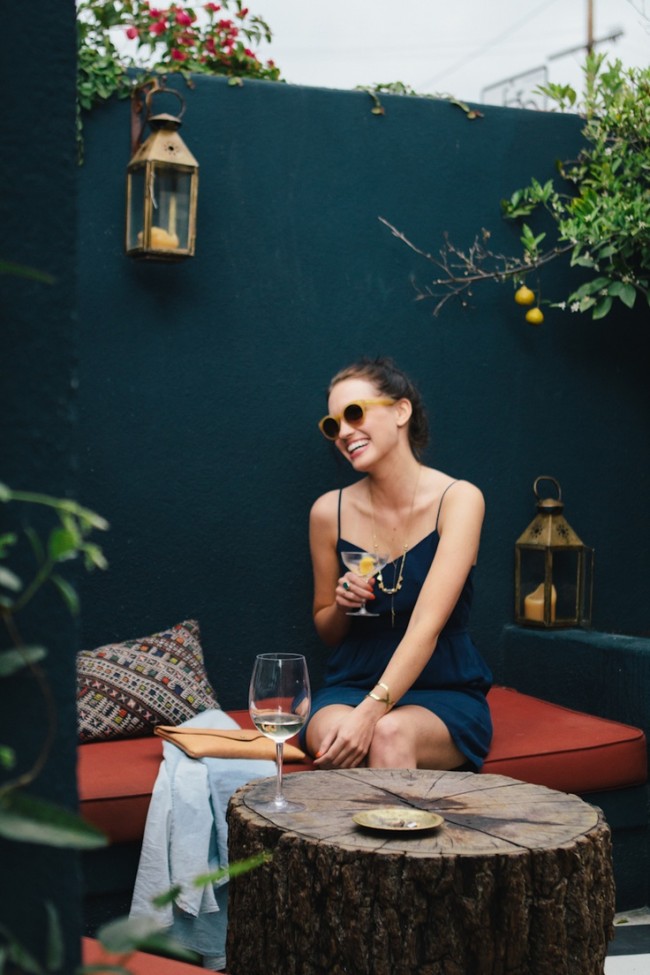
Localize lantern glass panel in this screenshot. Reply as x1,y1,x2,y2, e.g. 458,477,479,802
127,167,145,251
550,549,581,621
151,166,192,250
517,548,546,618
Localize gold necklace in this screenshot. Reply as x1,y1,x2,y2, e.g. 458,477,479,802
368,466,422,597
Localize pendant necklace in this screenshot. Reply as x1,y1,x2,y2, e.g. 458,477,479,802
368,465,422,627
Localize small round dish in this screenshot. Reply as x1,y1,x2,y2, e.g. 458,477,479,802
352,806,444,832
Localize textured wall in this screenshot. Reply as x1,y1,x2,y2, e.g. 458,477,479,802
76,76,650,709
0,0,82,967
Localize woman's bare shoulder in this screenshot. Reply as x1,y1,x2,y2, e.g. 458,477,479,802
310,488,341,524
436,476,485,525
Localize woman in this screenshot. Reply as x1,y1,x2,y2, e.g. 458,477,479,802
304,356,493,771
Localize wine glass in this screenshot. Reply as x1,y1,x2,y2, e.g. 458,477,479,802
340,551,390,617
248,653,311,813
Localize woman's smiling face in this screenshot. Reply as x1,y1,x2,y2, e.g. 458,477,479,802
327,377,401,468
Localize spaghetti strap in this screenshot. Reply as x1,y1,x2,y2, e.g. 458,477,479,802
435,480,458,532
337,488,343,542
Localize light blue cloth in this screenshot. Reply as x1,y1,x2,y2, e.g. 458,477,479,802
129,709,275,965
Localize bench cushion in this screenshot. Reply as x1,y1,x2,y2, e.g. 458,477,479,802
78,688,647,844
484,686,648,793
82,936,220,973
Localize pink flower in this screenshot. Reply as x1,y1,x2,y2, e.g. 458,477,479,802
171,47,188,61
150,18,167,34
236,7,249,18
125,26,139,39
204,2,221,10
243,47,255,58
149,7,163,16
175,10,194,25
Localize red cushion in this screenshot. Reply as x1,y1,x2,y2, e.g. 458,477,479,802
82,936,221,973
484,686,648,793
77,735,163,843
78,693,647,844
77,713,314,842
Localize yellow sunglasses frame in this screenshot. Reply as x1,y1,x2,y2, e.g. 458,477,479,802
318,398,396,440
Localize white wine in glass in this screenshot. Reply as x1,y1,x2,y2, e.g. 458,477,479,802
340,550,390,617
249,652,311,813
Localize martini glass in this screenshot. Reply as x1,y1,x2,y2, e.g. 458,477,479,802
340,551,390,617
249,653,311,813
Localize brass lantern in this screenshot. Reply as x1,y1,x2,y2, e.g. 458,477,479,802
514,476,594,628
125,84,199,261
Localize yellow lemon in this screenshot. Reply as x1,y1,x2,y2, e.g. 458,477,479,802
358,556,376,576
525,307,544,325
514,285,535,306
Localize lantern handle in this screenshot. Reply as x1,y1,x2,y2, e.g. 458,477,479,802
145,82,186,121
533,475,562,501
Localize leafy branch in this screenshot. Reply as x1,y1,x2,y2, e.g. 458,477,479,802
382,55,650,323
0,484,109,812
379,217,573,318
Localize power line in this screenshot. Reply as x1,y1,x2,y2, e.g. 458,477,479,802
417,0,562,91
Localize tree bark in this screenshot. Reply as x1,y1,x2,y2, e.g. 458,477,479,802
226,769,614,975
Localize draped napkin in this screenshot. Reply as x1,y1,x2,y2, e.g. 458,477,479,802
154,724,306,762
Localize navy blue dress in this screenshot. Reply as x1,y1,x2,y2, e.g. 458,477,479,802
304,491,494,770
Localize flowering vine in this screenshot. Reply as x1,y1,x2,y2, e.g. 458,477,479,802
76,0,281,147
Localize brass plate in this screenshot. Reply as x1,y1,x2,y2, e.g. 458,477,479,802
352,806,444,832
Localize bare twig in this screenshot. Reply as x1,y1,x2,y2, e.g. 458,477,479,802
379,216,573,316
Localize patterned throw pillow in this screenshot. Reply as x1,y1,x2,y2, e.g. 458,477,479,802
77,619,220,742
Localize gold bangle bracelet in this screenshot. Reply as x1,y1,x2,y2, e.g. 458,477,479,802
366,681,393,711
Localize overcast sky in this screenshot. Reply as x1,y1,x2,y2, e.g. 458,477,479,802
256,0,649,107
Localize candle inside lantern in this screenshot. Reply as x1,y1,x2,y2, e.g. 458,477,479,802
523,582,557,622
137,226,180,250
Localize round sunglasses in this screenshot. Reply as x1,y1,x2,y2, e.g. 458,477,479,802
318,398,396,440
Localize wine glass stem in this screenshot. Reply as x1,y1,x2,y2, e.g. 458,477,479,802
274,741,284,804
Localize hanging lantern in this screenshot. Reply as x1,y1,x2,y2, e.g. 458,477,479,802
514,476,594,628
125,83,199,261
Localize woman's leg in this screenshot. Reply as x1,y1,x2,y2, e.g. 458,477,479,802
305,703,355,758
368,705,465,769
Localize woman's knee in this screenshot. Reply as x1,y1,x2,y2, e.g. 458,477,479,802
368,712,417,766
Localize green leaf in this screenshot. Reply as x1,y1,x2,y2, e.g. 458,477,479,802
0,745,16,770
0,645,47,677
50,574,80,616
0,566,22,592
0,531,17,554
592,296,613,319
97,917,198,962
48,527,79,562
44,902,64,972
0,791,107,849
0,926,44,975
607,281,637,308
0,482,11,502
0,260,55,284
24,525,45,564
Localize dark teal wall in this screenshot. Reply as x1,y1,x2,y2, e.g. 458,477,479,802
76,77,650,708
0,0,82,968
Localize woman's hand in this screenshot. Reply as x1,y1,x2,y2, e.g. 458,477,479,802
313,700,381,769
335,572,375,611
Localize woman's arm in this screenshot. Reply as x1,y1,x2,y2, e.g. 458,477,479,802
309,491,353,646
375,480,485,706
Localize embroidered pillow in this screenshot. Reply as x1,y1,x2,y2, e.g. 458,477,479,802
77,619,220,742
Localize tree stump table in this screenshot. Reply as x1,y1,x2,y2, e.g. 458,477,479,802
226,769,614,975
